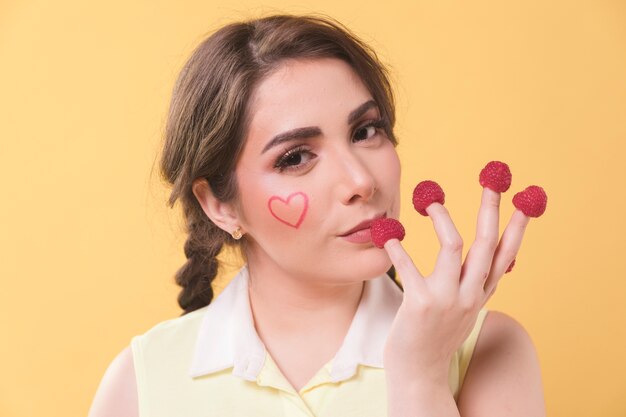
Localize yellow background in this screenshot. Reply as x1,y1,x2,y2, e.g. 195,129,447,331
1,1,625,416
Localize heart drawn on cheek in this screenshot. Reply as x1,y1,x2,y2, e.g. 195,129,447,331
268,192,309,229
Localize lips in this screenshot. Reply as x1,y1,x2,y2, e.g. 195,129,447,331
339,213,387,237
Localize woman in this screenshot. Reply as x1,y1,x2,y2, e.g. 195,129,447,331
89,13,545,416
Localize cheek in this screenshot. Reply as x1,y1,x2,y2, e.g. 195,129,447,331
267,191,309,229
377,145,401,187
379,146,402,214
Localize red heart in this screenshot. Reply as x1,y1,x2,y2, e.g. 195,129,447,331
268,192,309,228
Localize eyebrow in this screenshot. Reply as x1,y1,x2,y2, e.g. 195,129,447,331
260,99,379,154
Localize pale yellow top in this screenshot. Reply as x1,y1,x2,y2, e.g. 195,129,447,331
131,266,489,417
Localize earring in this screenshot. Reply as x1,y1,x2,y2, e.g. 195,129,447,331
231,227,243,240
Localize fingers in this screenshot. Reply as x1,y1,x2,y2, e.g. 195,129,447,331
483,209,530,297
478,282,498,310
383,203,463,298
459,188,501,295
383,239,427,295
426,203,464,291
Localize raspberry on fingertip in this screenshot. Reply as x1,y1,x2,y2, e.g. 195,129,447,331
412,180,445,216
371,218,405,249
512,185,548,217
479,161,512,193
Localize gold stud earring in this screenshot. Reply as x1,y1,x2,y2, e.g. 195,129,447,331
231,227,243,240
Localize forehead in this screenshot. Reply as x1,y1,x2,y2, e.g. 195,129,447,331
244,58,374,147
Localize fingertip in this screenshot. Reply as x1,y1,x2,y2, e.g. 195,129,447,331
383,237,402,252
512,185,547,217
479,161,512,193
382,238,407,264
512,209,532,226
425,202,446,217
413,180,445,215
482,186,502,206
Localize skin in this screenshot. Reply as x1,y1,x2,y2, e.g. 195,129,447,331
203,58,402,389
88,57,546,416
267,191,309,228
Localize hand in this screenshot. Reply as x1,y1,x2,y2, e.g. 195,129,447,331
382,187,530,384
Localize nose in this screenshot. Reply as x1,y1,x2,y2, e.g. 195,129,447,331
333,149,377,205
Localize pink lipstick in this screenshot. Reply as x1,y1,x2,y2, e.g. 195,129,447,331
339,213,386,244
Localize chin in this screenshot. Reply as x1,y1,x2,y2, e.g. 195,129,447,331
347,247,394,281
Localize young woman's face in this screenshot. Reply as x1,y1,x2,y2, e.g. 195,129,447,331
233,57,401,283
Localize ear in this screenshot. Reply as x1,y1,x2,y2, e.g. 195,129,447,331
192,178,242,236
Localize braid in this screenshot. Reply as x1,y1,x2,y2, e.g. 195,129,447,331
175,207,228,315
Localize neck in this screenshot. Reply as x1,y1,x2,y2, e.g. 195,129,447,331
244,253,364,338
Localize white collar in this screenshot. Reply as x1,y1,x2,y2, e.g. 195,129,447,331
188,265,403,382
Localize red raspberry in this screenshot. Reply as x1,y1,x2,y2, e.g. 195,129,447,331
479,161,512,192
505,258,516,273
512,185,547,217
412,180,445,216
371,218,405,249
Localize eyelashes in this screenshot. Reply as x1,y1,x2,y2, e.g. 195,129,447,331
353,118,388,142
274,144,314,173
273,118,389,173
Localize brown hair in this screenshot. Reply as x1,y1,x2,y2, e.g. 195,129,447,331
159,13,399,315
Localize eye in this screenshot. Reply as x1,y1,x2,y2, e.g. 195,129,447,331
353,118,388,142
273,145,317,173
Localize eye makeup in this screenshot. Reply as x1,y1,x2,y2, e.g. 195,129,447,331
272,117,389,173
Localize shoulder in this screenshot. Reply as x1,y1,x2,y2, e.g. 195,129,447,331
476,310,534,350
88,346,138,417
130,307,208,358
457,310,546,416
131,308,208,366
88,309,208,417
140,307,207,336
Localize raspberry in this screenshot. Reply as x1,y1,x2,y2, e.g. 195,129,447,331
505,258,516,273
512,185,547,217
412,180,445,216
370,218,405,249
479,161,512,192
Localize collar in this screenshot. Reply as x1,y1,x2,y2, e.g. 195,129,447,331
188,265,403,383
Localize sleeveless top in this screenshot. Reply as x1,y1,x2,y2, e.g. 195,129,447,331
131,266,489,417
